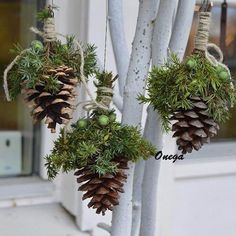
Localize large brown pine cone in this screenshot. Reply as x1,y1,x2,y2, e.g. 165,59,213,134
22,65,77,133
74,157,128,216
170,96,219,154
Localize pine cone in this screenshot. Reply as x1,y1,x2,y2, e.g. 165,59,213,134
22,65,77,133
170,96,219,154
74,157,128,215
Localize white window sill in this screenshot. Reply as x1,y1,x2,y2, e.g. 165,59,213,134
174,141,236,179
0,176,57,208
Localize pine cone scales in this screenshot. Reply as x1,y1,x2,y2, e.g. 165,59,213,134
171,96,219,154
75,157,128,215
22,65,77,133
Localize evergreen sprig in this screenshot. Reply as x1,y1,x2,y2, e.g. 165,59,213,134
46,72,157,179
37,5,58,21
7,37,97,100
139,53,236,131
46,109,156,179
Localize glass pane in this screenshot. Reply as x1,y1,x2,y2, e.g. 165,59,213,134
0,0,42,177
186,5,236,141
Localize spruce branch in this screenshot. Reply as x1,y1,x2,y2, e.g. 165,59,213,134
140,53,236,131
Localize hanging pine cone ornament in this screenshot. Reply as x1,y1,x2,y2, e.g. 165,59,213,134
45,72,156,215
75,157,128,215
4,5,97,132
171,96,219,154
140,3,236,154
22,65,77,132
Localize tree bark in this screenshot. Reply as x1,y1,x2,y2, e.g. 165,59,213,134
111,0,158,235
139,0,196,235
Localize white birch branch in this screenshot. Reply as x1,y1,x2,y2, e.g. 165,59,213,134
111,0,158,235
113,92,123,112
108,0,129,96
97,223,111,233
169,0,196,59
151,0,178,66
140,1,196,236
131,106,163,236
140,107,163,236
138,1,178,235
131,159,145,236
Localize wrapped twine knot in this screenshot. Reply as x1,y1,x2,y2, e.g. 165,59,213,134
43,18,57,42
96,86,113,108
194,11,231,78
78,85,113,112
194,12,212,52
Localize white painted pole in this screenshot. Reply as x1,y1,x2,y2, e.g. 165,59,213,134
131,3,161,235
139,1,178,235
151,0,179,66
169,0,196,58
110,0,159,235
131,159,145,236
108,0,129,96
139,1,196,235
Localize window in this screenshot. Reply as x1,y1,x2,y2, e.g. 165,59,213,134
0,0,45,177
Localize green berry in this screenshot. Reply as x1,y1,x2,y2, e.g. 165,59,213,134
186,59,197,69
216,65,225,74
78,119,87,128
31,40,43,52
98,115,109,126
218,71,229,81
62,44,68,50
109,113,116,122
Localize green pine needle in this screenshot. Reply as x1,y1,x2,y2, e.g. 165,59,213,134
45,109,156,179
45,72,157,179
7,37,97,100
139,53,236,131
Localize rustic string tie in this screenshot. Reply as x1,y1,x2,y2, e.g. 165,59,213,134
76,86,113,112
195,12,232,80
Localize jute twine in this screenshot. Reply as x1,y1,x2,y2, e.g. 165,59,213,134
3,17,112,111
195,12,231,79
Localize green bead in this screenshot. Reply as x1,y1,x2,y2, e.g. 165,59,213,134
98,115,109,126
186,59,197,69
78,119,87,128
109,113,116,122
31,40,43,51
216,65,225,74
219,71,229,81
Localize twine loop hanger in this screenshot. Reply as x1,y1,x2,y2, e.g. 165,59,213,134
194,0,231,79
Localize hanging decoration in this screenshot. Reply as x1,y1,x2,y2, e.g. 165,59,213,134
140,1,236,154
45,71,156,215
3,6,97,133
